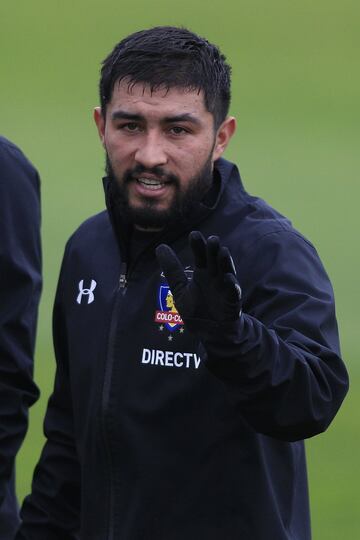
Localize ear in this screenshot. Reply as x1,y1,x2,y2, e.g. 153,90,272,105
94,107,106,145
212,116,236,161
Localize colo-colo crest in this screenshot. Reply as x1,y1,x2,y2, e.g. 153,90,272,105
154,269,192,332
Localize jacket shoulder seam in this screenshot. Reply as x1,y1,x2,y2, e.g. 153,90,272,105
246,229,316,255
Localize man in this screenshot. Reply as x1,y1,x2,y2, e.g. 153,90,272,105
0,136,41,538
17,27,348,539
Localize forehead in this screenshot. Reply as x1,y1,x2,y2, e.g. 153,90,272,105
108,80,209,116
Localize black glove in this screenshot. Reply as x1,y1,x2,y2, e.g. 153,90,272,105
156,231,242,331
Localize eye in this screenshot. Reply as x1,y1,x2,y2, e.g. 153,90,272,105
168,126,189,136
119,122,142,132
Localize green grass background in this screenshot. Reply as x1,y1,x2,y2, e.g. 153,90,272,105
1,0,359,537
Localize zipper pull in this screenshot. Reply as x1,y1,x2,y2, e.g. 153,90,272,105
119,262,127,289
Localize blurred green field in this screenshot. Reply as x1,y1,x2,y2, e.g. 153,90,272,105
1,1,359,538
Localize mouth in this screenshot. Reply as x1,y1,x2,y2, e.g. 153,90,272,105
136,177,166,191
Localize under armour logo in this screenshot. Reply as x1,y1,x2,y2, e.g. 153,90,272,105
77,279,97,305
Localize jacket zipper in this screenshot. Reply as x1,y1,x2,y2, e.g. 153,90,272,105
101,262,128,540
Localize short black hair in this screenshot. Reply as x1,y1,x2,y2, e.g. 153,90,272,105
99,26,231,129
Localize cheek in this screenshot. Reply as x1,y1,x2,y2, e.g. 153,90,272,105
180,144,213,174
173,141,207,162
105,138,133,165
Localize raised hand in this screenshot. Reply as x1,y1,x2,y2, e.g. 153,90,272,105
156,231,242,326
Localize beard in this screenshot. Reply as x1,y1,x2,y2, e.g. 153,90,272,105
106,154,214,230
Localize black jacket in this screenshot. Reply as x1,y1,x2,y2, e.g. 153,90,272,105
0,137,41,538
17,158,348,540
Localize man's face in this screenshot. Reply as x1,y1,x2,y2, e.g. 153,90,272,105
94,80,235,229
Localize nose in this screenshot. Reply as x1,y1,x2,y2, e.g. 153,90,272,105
134,131,167,169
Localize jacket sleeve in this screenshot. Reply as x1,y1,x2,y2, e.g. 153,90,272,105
202,230,349,442
16,248,81,540
0,140,41,510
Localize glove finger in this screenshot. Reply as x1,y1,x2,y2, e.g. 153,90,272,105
218,246,237,276
206,236,220,277
223,272,242,307
156,244,188,296
189,230,207,268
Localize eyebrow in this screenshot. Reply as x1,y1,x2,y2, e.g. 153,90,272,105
163,113,202,126
111,111,143,121
111,110,202,126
